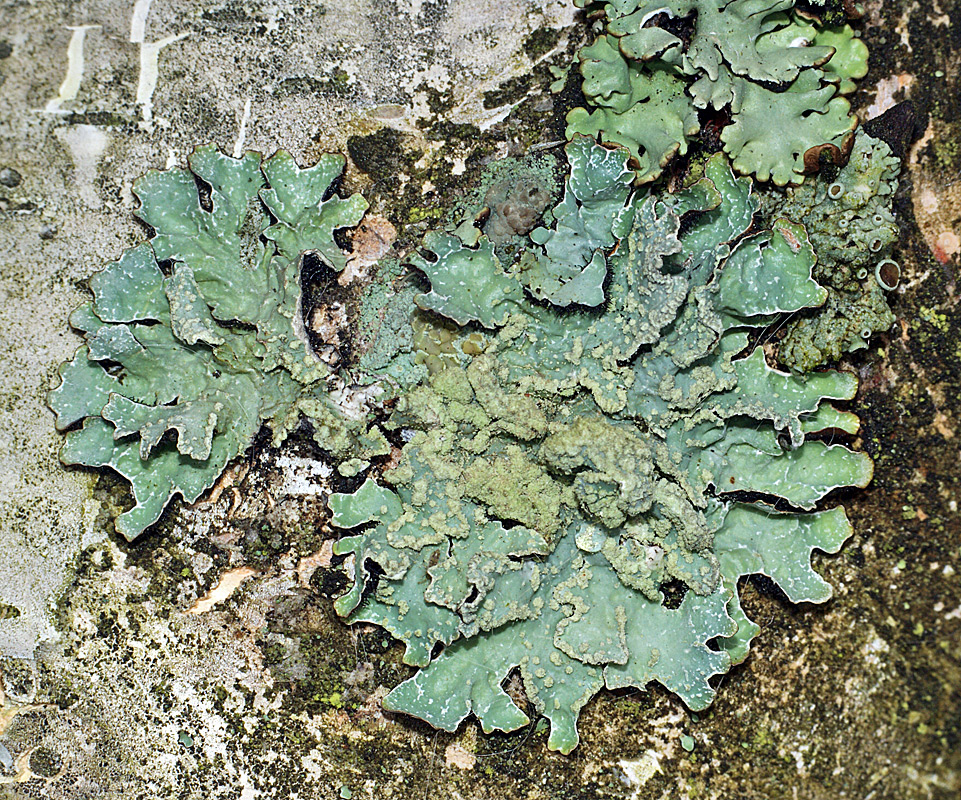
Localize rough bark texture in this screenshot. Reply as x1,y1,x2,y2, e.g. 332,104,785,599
0,1,958,797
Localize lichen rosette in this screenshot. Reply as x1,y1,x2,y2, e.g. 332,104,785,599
568,0,869,185
328,139,872,752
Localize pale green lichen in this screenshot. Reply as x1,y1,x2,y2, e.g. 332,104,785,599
570,0,866,185
48,147,373,540
46,0,894,758
517,134,635,306
766,131,901,369
353,257,429,391
411,233,526,328
777,278,896,370
767,131,901,275
604,0,833,87
566,40,700,185
720,69,857,186
329,141,872,753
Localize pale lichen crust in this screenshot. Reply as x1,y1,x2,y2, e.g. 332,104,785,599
47,147,377,540
329,139,873,753
569,0,868,185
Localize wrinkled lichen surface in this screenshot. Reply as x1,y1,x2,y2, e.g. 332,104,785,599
47,147,376,540
0,0,959,797
329,140,872,752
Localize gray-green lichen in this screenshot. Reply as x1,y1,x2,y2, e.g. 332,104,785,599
566,38,699,185
569,0,868,185
765,131,901,369
47,147,378,540
42,0,898,762
329,139,873,753
518,134,635,307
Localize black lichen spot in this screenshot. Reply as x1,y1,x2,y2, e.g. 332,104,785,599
64,111,134,129
347,128,421,186
0,601,21,620
29,747,62,778
280,73,353,98
310,563,348,601
242,521,288,566
524,27,562,61
356,628,395,655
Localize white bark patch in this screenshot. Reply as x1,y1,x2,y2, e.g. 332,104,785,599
136,33,190,126
43,25,100,114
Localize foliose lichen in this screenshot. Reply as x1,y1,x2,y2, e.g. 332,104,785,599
328,138,873,753
47,147,384,540
517,134,635,307
569,0,868,185
47,0,899,758
766,130,901,369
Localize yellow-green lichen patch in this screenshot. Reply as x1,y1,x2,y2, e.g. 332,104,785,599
767,130,902,370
